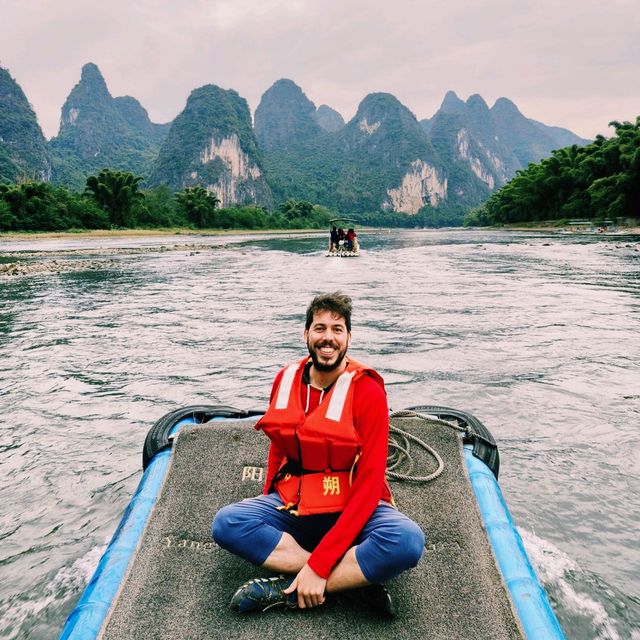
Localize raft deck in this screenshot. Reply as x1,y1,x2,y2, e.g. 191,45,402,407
100,415,523,639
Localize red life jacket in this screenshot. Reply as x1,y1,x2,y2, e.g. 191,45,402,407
256,356,392,515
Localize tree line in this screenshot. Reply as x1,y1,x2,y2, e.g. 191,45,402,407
0,168,453,233
464,117,640,226
0,169,334,232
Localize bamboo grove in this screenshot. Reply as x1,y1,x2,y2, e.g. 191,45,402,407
465,117,640,226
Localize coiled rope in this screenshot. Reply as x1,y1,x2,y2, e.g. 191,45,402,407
386,410,469,483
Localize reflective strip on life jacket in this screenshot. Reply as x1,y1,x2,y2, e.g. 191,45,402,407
275,363,298,410
325,370,355,422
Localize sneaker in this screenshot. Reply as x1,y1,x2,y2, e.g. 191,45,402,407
230,575,297,613
340,584,396,618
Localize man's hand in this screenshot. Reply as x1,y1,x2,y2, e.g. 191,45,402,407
283,563,327,609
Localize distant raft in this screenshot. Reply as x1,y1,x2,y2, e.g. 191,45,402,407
59,404,565,640
327,245,359,257
327,216,360,257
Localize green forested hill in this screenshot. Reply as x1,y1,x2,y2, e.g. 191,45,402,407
254,79,324,152
492,98,566,167
422,91,590,193
254,82,594,221
465,117,640,225
253,79,341,206
149,84,272,208
0,66,51,183
49,63,168,188
114,96,170,145
254,82,449,215
334,92,444,213
0,65,601,227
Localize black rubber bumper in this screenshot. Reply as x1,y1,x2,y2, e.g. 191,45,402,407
405,405,500,478
142,405,263,469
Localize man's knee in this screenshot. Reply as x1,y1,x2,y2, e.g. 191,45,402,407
396,520,425,569
377,518,425,571
211,503,241,550
357,516,425,583
211,497,286,566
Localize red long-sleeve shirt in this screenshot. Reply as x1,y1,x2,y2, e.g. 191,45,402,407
262,365,390,579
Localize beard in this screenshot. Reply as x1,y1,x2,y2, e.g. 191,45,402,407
307,339,348,372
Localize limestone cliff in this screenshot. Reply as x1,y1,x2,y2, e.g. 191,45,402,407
457,129,497,189
196,133,265,206
384,160,447,213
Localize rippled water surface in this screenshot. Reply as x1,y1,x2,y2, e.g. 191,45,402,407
1,229,639,639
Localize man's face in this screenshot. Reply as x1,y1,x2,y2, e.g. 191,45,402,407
304,309,351,372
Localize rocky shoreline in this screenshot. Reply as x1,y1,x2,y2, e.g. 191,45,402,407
0,243,217,278
0,258,121,277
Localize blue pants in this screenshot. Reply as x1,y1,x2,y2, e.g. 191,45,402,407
211,493,425,584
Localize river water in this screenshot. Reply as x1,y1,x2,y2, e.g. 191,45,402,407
0,229,638,639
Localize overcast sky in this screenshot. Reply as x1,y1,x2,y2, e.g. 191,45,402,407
2,0,638,140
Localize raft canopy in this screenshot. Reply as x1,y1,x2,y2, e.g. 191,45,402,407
328,217,358,225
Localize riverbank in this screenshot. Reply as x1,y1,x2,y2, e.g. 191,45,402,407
0,228,335,278
3,224,640,242
496,223,640,235
0,239,237,277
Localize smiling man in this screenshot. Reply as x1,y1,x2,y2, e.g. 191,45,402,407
212,292,425,616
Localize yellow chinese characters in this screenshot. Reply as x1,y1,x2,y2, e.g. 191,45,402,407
322,475,341,496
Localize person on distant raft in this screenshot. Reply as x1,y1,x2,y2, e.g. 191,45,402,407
329,225,339,252
345,228,356,251
212,292,425,616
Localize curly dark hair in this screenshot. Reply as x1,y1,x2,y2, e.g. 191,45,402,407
305,292,352,332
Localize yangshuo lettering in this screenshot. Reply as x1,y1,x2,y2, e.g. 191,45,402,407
162,536,217,552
